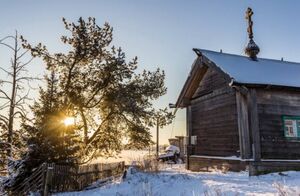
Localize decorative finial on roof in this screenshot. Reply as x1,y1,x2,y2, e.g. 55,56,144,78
245,7,260,60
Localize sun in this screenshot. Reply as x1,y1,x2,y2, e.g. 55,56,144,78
63,117,75,126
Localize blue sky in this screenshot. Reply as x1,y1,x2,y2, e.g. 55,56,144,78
1,0,300,144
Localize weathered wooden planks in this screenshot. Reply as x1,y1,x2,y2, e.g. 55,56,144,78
236,91,251,159
248,89,261,161
193,68,228,98
249,161,300,176
186,106,192,169
189,67,240,157
256,89,300,159
176,57,208,107
188,156,248,172
47,162,125,193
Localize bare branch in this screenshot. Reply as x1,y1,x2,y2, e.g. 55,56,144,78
0,35,15,42
85,95,104,109
0,102,10,110
79,107,88,144
13,110,27,119
0,89,11,100
0,67,12,76
16,76,39,82
15,93,31,106
0,114,9,122
0,42,15,51
87,112,115,144
79,149,98,165
17,57,34,70
0,80,13,85
16,50,29,60
15,104,27,113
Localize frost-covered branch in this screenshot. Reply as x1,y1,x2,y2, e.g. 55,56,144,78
0,31,36,171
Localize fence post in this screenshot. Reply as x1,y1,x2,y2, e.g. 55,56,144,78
43,163,54,196
122,161,125,172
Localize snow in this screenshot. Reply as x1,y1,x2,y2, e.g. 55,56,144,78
158,153,174,159
189,155,253,161
159,145,180,159
0,176,7,195
54,164,300,196
196,49,300,88
190,155,300,162
165,145,180,154
261,159,300,162
90,150,150,165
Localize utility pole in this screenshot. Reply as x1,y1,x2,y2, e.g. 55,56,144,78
154,108,174,159
156,117,159,158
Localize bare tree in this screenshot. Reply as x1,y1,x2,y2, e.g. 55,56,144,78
0,31,35,168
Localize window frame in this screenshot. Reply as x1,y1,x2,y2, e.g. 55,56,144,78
282,115,300,139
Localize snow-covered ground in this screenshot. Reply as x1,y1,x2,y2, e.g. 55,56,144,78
0,176,6,195
90,150,150,165
55,164,300,196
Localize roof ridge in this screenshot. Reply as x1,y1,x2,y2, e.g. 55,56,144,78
194,48,300,66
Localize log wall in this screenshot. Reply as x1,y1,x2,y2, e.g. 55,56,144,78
193,68,228,98
249,161,300,175
190,68,240,157
256,89,300,159
188,156,247,172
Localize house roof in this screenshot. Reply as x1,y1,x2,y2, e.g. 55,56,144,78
176,49,300,108
196,49,300,88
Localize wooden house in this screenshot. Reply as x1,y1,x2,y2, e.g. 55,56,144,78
175,7,300,176
175,48,300,175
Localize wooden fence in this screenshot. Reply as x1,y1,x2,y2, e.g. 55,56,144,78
9,161,125,196
10,163,47,196
47,162,125,193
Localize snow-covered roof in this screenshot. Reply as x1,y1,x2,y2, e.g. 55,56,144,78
196,49,300,88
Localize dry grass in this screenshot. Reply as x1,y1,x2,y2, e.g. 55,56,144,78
274,182,288,196
273,182,300,196
128,155,160,172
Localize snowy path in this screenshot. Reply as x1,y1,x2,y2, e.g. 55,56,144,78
55,165,300,196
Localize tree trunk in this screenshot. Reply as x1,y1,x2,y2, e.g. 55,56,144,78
156,118,159,158
7,32,18,161
79,107,88,145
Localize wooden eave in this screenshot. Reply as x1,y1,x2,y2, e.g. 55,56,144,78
175,49,232,108
231,81,300,92
175,57,206,108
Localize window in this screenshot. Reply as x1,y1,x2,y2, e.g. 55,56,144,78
283,116,300,138
191,135,197,145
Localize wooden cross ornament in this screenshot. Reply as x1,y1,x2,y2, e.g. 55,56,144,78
244,7,260,59
246,7,254,40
